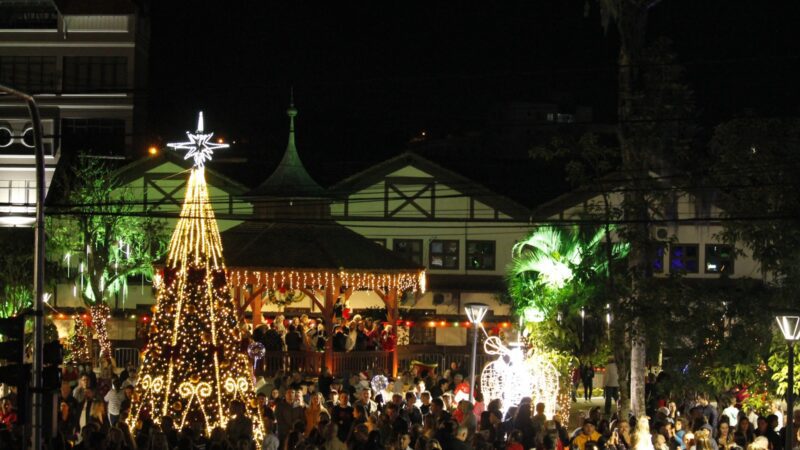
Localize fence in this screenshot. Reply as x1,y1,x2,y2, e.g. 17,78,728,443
331,351,392,376
397,350,492,375
258,351,325,376
91,346,141,369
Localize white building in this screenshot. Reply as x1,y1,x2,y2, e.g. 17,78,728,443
0,0,148,226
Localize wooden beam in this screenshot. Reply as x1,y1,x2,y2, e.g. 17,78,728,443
323,277,342,373
237,286,266,321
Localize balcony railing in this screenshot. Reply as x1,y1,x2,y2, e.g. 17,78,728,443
253,348,491,378
258,351,325,376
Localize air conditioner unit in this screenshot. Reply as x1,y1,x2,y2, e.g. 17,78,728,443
432,292,458,306
653,227,670,241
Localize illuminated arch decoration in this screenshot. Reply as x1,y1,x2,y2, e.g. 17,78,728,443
480,336,560,417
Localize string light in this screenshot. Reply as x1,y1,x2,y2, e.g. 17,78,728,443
226,269,426,294
127,157,264,444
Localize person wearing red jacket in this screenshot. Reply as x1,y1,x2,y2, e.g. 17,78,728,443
381,324,397,351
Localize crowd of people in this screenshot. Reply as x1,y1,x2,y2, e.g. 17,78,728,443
1,315,799,450
252,313,397,353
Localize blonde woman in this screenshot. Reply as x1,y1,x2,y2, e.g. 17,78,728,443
631,417,655,450
305,392,328,436
89,400,110,434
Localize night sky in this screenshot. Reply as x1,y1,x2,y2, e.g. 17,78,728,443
145,1,800,201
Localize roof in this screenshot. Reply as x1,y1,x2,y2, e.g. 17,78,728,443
247,104,327,198
221,221,423,272
330,151,532,221
114,151,250,195
54,0,137,14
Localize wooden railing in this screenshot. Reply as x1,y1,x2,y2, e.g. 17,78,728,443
254,349,490,378
259,351,325,376
332,351,392,376
397,349,492,375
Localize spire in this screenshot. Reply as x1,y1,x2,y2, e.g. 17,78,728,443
248,91,326,198
286,87,297,151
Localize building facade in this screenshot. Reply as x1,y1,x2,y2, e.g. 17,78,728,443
0,0,148,225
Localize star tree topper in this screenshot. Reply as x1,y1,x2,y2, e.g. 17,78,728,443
167,112,229,168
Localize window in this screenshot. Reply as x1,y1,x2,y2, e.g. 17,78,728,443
706,244,735,274
653,245,665,273
62,118,126,154
467,240,495,270
670,244,699,273
371,238,386,247
0,56,57,92
393,239,423,265
63,56,128,92
409,327,436,345
429,240,459,270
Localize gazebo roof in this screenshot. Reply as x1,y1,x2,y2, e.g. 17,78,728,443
221,221,426,292
221,221,419,271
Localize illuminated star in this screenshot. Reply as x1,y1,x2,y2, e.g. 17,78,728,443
167,112,229,168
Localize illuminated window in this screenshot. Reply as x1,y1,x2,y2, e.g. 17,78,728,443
467,240,495,270
705,244,734,274
393,239,423,265
670,244,699,273
653,245,665,273
430,240,459,270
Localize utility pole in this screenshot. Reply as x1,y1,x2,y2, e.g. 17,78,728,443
0,84,46,450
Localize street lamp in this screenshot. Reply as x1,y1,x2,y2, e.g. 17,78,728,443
776,312,800,450
465,303,489,403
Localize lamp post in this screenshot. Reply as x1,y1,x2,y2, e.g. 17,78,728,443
776,313,800,450
1,83,46,450
465,302,489,403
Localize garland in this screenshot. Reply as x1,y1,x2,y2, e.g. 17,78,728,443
266,287,305,306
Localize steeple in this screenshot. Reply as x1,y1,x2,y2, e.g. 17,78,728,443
248,93,329,219
249,93,326,198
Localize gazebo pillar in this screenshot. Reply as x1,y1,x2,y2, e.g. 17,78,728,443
323,279,341,374
376,288,400,377
251,292,262,326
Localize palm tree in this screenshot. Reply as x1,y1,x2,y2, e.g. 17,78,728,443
508,225,627,321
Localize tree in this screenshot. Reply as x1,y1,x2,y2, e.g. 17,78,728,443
508,225,629,355
710,118,800,289
47,155,167,360
0,228,34,318
127,166,264,439
583,0,700,413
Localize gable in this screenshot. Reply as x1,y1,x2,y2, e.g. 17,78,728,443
115,156,252,231
330,152,529,221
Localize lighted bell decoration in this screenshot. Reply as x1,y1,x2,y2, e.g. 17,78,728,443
247,341,266,372
371,374,389,394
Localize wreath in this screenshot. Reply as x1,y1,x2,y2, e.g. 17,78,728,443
267,287,305,306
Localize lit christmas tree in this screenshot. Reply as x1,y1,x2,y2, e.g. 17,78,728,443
128,113,264,442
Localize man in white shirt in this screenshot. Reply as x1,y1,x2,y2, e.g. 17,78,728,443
104,378,126,425
722,401,740,426
604,357,620,416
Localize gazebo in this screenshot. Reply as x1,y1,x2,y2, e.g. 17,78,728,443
221,99,425,376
